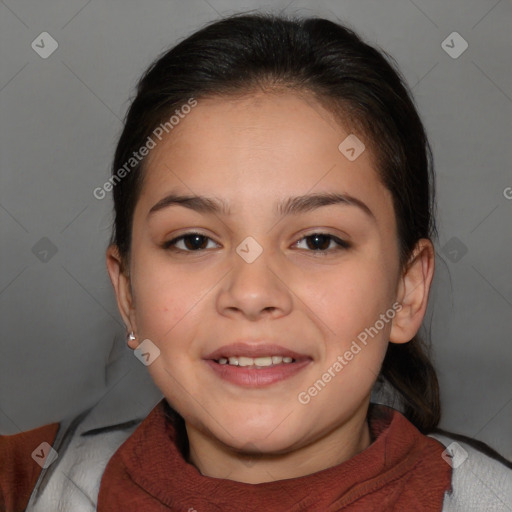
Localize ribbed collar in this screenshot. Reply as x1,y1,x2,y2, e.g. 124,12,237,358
98,400,452,511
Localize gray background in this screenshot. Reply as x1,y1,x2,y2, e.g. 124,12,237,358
1,0,511,459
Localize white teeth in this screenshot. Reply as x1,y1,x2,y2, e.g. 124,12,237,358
238,356,253,367
217,356,296,367
253,356,273,367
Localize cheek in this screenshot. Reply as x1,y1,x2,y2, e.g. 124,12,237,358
300,258,394,338
129,260,209,408
129,253,204,345
296,257,394,396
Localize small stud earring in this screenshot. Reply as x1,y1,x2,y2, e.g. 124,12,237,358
127,331,136,344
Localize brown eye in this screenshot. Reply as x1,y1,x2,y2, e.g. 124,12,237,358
295,233,350,252
163,233,218,252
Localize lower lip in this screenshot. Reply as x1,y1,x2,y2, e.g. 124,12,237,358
204,359,312,387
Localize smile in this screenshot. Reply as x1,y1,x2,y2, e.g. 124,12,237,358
205,356,312,387
203,342,313,387
216,355,296,367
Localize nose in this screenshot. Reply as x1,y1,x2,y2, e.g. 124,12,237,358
216,246,293,321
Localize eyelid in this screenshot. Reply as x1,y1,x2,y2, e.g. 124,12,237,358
294,226,351,244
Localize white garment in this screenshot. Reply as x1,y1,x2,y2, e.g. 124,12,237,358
25,407,144,512
429,433,512,511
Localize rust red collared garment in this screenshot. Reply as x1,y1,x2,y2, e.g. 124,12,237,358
97,402,452,511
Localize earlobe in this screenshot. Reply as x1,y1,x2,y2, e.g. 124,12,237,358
389,239,435,344
106,245,137,339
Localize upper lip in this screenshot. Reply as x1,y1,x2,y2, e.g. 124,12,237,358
204,342,311,361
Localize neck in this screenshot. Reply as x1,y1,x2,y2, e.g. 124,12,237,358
185,401,372,484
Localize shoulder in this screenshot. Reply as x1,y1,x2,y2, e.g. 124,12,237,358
0,421,60,512
428,431,512,511
1,396,153,512
25,409,145,512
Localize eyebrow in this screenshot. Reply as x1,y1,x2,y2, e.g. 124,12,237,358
148,192,375,221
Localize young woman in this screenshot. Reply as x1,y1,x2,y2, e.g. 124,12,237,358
2,12,511,512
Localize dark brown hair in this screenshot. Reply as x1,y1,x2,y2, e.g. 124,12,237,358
110,13,440,433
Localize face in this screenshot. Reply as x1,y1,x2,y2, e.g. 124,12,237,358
108,92,429,461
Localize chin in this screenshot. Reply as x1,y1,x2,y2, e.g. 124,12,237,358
213,416,304,453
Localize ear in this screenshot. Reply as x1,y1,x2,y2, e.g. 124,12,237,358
106,244,138,349
389,238,435,344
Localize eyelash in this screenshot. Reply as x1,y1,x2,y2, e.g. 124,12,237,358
162,231,350,254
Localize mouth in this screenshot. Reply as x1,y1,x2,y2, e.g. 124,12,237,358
203,342,312,387
215,355,299,368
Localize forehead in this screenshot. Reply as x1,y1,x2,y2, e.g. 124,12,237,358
137,92,393,222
